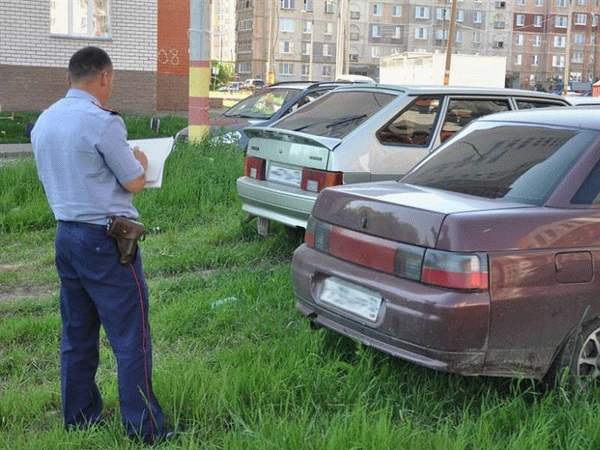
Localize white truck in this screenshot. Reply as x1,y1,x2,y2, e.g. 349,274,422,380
379,53,507,88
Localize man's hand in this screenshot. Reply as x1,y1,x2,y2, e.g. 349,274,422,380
123,146,147,193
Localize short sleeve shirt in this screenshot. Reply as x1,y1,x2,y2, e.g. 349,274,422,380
31,89,144,225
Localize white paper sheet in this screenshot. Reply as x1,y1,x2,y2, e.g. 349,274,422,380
128,137,174,188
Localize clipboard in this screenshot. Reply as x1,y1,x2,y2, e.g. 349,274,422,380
128,137,175,188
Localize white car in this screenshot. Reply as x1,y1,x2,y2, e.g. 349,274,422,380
237,84,571,236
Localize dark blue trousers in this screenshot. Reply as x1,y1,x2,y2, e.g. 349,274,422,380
55,221,167,444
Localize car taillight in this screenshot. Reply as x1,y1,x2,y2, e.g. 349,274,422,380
244,156,266,180
305,217,488,291
301,168,343,193
421,249,488,290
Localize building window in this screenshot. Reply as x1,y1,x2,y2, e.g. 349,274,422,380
322,65,332,77
239,19,253,31
456,10,464,22
280,19,295,32
303,20,312,33
552,55,565,67
474,11,483,23
393,6,401,17
574,14,586,25
51,0,111,38
576,0,587,4
350,10,360,19
455,30,463,42
555,16,567,27
373,3,382,15
554,36,566,47
325,22,334,35
303,0,313,11
572,51,584,63
518,0,525,5
394,26,402,39
302,42,310,55
535,0,543,5
436,7,450,20
325,1,334,13
516,15,525,26
557,0,567,6
473,31,481,43
349,53,358,62
533,35,541,46
371,46,380,57
594,15,599,26
435,29,448,40
238,61,251,74
515,54,522,65
372,25,381,37
534,15,542,27
323,43,332,56
415,6,430,19
281,0,295,10
516,34,524,45
415,27,428,39
574,33,585,44
279,62,294,75
281,41,293,53
301,64,310,76
531,54,539,66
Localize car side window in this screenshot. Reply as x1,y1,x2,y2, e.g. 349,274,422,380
377,96,441,146
440,98,510,143
572,159,600,205
516,99,568,109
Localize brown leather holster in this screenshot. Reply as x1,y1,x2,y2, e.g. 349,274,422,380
106,216,146,265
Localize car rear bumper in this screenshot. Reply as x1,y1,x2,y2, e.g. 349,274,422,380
292,244,491,375
236,176,318,229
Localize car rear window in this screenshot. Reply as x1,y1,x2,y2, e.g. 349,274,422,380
273,90,396,139
402,121,598,205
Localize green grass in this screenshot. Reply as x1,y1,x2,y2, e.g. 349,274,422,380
3,136,600,449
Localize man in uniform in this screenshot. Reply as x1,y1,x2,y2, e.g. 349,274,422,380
31,46,169,445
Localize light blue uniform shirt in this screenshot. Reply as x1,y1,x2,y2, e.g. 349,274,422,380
31,89,144,225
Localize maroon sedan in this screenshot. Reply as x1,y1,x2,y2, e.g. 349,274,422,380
292,107,600,385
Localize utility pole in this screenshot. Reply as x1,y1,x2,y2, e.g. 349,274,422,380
563,0,573,96
443,0,458,85
189,0,211,141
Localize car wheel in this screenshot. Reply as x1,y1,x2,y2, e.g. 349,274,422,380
548,318,600,389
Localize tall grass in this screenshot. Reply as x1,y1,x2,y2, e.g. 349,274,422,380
2,138,600,449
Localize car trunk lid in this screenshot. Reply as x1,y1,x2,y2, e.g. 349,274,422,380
245,127,341,171
312,181,528,249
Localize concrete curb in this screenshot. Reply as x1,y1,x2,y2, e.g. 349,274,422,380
0,143,32,158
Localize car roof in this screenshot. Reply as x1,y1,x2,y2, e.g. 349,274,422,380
330,83,568,100
476,106,600,130
267,81,351,90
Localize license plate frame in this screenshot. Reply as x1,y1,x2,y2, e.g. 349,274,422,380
267,163,302,187
319,277,382,323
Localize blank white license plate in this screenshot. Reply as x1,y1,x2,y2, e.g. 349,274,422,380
319,277,382,322
267,164,302,187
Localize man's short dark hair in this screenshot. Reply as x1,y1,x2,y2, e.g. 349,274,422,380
68,46,112,84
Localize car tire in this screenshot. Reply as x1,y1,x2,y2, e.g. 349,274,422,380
547,318,600,390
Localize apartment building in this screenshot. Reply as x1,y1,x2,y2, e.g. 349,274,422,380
235,0,513,83
510,0,600,90
235,0,599,90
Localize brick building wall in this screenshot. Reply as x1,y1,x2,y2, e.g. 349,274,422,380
0,0,158,114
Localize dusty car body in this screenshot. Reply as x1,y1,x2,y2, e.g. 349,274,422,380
292,107,600,382
237,84,570,235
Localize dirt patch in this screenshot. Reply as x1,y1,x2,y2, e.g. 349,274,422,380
0,284,57,303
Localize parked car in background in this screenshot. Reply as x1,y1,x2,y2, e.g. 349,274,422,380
243,79,265,91
217,81,243,92
292,107,600,386
237,84,571,236
176,81,349,148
